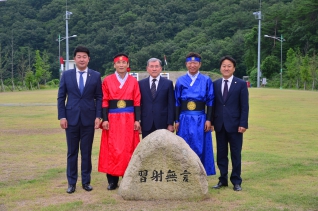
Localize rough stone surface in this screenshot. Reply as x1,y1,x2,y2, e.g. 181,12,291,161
118,129,208,201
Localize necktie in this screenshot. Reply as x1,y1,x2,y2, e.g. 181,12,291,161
223,80,228,101
151,79,157,98
79,72,84,95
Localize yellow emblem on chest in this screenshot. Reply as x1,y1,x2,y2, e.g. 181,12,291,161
117,100,126,108
187,101,196,110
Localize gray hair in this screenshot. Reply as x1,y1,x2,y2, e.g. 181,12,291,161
147,58,162,66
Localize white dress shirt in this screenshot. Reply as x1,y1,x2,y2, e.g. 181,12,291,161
149,75,161,90
76,67,88,87
221,75,234,95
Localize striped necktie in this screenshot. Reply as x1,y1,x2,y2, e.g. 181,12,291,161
151,79,156,98
223,80,228,101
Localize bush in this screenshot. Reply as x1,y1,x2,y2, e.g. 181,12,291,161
46,79,60,87
51,79,60,85
39,84,48,89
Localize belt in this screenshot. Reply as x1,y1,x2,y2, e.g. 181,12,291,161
181,101,205,111
109,100,133,109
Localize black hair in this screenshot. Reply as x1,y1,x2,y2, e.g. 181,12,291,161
73,46,90,57
113,53,129,60
219,55,236,67
186,52,201,59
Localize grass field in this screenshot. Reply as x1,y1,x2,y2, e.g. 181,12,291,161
0,88,317,211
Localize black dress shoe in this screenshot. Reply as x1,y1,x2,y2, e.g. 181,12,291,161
107,183,118,190
82,184,93,191
233,184,242,191
67,185,76,194
212,181,228,189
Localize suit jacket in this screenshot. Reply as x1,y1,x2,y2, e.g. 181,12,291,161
138,76,175,131
57,68,102,126
212,76,249,133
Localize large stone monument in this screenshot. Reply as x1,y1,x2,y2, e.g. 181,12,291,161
118,129,208,200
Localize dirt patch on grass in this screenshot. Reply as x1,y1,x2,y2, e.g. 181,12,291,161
8,174,220,211
1,128,62,135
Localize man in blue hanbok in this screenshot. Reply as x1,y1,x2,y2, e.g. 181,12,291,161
175,52,216,176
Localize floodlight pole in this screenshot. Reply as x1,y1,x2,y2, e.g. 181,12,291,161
65,11,72,71
253,11,262,88
264,34,285,89
280,34,283,89
56,34,77,78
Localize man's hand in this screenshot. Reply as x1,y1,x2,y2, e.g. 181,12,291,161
167,124,175,133
204,120,211,132
60,119,68,129
238,127,246,133
102,121,109,130
134,121,141,131
94,118,101,129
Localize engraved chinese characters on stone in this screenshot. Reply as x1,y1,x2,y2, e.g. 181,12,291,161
139,169,191,183
118,129,208,201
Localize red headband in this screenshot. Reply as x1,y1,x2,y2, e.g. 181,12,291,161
114,56,129,63
113,56,130,72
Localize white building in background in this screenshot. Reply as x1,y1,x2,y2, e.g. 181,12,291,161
160,72,169,79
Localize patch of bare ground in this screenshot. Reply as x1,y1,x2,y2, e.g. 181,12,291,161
1,128,62,135
7,172,226,211
15,189,221,211
0,159,64,184
242,161,256,166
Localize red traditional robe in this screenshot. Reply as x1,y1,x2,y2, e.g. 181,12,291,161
98,74,141,176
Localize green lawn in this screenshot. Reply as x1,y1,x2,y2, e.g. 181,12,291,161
0,88,317,211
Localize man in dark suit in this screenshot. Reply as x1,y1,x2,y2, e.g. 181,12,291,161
57,46,102,194
138,58,175,138
212,55,249,191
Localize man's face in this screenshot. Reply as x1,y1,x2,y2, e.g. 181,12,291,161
74,52,90,71
220,59,235,79
146,61,162,78
114,60,129,74
186,61,201,75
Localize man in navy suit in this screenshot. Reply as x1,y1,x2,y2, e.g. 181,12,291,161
57,46,102,194
212,55,249,191
138,58,175,138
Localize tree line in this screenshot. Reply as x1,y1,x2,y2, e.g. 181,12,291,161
0,0,317,91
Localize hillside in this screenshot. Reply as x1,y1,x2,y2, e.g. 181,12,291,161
0,0,317,90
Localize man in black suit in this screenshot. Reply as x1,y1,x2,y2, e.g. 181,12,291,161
138,58,175,138
212,55,249,191
57,46,102,194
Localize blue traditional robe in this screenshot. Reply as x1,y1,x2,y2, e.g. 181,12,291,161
175,73,216,176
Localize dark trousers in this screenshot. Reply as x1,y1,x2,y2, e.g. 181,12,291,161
107,174,119,185
141,122,157,139
215,124,243,185
65,120,94,185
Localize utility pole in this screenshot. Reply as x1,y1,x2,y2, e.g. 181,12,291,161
11,30,15,91
253,0,263,88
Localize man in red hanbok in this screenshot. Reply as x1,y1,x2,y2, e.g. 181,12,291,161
98,53,141,190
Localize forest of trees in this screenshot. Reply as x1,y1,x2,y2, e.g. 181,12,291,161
0,0,317,91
